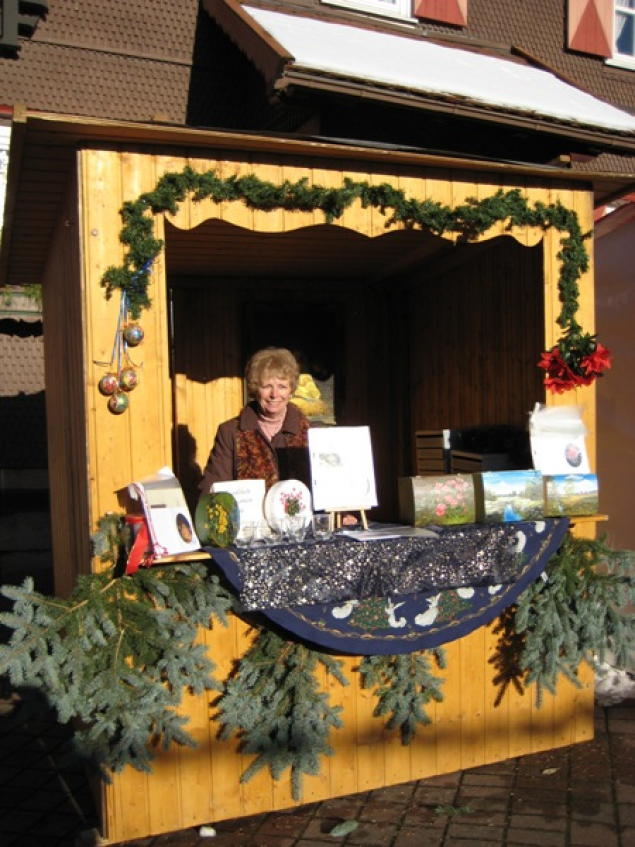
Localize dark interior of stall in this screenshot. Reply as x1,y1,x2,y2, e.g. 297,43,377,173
166,219,544,521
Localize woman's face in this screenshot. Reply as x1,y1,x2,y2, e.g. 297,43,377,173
256,373,293,418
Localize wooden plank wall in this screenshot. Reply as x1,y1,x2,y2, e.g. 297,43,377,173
101,614,594,842
73,148,597,841
41,165,93,598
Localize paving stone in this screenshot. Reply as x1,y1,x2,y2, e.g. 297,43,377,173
457,784,512,801
345,820,399,845
368,783,415,803
414,771,461,787
506,825,566,845
411,785,458,805
393,827,446,847
255,812,311,837
510,797,565,820
448,822,506,841
513,782,568,803
400,806,445,828
462,773,514,788
569,798,616,824
358,800,406,823
569,819,619,845
621,826,635,845
301,816,355,841
619,803,635,825
314,797,366,818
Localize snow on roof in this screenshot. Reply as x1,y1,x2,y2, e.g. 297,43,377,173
245,6,635,134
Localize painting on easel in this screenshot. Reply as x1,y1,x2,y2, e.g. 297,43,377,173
308,426,378,514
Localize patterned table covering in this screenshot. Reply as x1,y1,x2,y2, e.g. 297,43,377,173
207,518,569,655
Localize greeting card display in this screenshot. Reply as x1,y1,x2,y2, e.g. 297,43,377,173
211,479,266,529
529,404,590,474
127,466,200,558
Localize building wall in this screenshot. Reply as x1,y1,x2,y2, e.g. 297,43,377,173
595,210,635,551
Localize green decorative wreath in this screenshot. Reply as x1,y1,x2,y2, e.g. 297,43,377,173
100,166,609,393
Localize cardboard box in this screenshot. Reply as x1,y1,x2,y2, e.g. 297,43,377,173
543,474,598,517
474,470,544,523
398,474,476,527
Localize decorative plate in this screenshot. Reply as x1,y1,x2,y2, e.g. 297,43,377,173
265,480,313,529
195,492,240,548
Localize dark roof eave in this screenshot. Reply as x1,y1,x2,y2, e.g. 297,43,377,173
275,69,635,155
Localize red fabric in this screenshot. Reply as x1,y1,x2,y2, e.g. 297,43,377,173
125,514,154,574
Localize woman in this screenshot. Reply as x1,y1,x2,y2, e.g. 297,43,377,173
199,347,311,492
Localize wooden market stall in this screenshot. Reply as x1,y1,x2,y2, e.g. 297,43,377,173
2,111,612,842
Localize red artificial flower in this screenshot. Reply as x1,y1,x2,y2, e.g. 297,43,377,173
538,347,592,394
580,342,611,376
538,341,611,393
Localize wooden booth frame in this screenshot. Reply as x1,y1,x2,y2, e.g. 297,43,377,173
11,114,603,842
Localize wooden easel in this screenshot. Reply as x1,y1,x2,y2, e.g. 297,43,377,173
327,508,369,530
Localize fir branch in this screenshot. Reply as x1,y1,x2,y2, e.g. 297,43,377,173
359,649,446,744
215,627,348,800
0,556,233,775
514,535,635,705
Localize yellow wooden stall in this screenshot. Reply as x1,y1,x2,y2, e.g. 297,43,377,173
39,126,599,842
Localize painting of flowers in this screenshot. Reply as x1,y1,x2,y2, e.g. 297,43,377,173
399,474,476,527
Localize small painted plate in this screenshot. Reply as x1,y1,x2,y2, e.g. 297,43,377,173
265,480,312,529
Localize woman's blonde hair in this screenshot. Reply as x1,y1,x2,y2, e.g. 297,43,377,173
245,347,300,398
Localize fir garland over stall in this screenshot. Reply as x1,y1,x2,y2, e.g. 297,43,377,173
100,166,610,395
0,517,633,800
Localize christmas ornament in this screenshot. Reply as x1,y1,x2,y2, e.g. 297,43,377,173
119,367,139,392
108,391,129,415
98,372,120,396
123,323,144,346
94,292,144,414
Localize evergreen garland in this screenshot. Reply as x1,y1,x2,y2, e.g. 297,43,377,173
100,166,600,387
0,514,233,775
359,649,446,744
514,534,635,705
215,626,348,800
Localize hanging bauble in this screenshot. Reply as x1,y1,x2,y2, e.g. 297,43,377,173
108,391,129,415
123,323,144,347
98,372,120,396
119,367,139,392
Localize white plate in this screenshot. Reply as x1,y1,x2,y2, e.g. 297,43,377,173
265,480,312,529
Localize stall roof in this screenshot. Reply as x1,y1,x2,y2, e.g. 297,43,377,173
2,109,635,288
204,0,635,150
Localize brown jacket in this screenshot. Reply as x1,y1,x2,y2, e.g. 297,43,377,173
199,402,311,492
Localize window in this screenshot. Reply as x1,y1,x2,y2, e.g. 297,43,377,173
322,0,414,22
615,0,635,62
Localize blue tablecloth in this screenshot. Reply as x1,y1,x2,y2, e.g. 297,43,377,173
207,518,568,655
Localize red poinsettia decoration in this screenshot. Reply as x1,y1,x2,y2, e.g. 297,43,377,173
538,336,611,394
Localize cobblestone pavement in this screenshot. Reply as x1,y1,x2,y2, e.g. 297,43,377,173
1,689,633,847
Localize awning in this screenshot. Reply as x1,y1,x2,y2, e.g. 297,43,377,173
204,0,635,146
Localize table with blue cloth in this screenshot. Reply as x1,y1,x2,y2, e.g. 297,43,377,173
207,518,569,655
